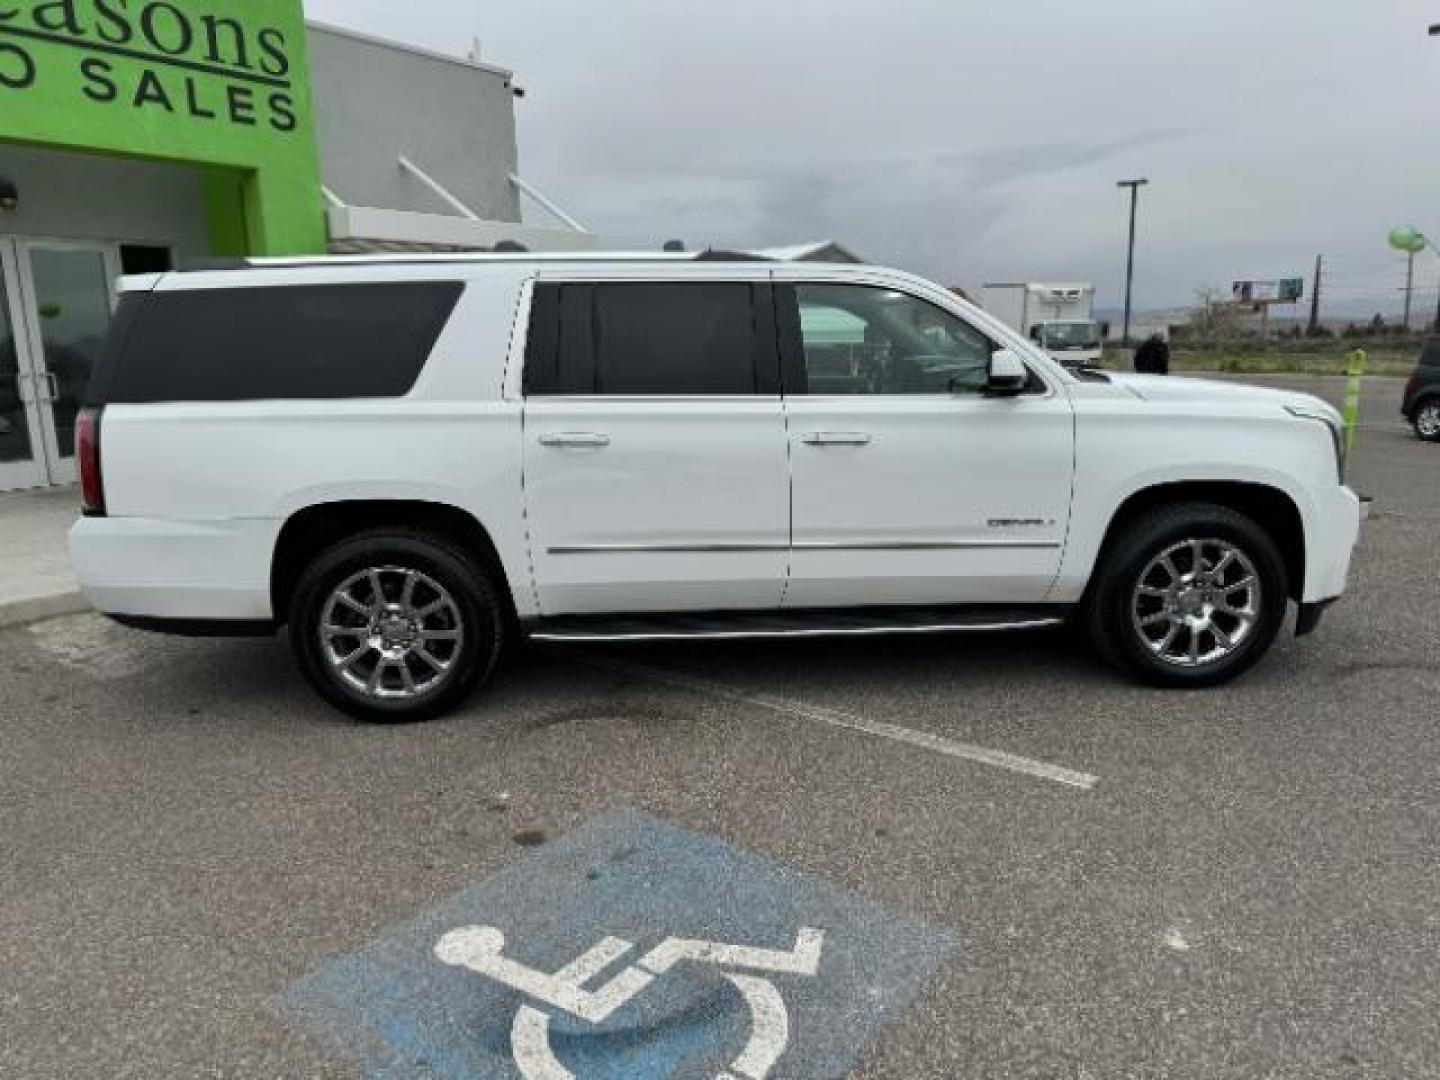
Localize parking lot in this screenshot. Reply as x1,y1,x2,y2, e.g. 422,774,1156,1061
2,375,1436,1079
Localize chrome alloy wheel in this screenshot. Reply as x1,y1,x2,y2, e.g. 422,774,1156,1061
1417,401,1440,439
1130,538,1262,669
319,566,465,700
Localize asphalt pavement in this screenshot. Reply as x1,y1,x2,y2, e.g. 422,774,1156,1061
1,374,1436,1079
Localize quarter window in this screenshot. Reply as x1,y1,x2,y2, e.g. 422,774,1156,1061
794,284,996,395
96,282,463,404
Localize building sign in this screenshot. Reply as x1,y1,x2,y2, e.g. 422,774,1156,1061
0,0,324,254
1232,278,1304,304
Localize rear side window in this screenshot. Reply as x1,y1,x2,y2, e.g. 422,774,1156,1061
593,283,754,395
524,282,778,396
94,282,463,404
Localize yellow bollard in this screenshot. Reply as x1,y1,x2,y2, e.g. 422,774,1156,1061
1342,349,1366,457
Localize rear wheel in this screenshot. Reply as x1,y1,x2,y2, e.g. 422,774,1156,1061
288,529,504,723
1084,503,1289,688
1413,399,1440,442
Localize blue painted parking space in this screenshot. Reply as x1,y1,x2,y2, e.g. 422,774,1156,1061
277,808,955,1078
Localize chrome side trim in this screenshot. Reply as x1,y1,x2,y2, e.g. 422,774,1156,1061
547,540,1061,555
531,618,1065,643
547,543,788,555
792,540,1061,551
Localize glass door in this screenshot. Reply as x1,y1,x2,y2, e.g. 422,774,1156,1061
0,241,51,492
12,239,122,488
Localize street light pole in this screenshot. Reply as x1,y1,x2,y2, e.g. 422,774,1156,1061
1117,178,1149,347
1403,249,1416,331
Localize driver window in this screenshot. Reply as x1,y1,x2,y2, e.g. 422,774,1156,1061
796,284,996,395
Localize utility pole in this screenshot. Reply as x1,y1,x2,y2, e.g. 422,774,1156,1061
1308,254,1323,335
1425,23,1438,323
1117,178,1149,346
1434,265,1440,332
1403,250,1416,331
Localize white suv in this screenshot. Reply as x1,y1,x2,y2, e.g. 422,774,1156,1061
70,254,1361,722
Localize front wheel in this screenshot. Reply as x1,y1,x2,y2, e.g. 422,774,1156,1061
1413,399,1440,442
1084,503,1289,688
288,529,505,723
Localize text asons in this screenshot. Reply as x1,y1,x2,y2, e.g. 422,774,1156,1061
0,0,299,134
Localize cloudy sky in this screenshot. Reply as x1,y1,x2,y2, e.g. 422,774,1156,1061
305,0,1440,315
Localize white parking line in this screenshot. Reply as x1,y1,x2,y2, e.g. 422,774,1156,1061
557,650,1098,791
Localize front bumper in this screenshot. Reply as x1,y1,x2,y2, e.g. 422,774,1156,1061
1303,485,1361,606
1295,598,1335,638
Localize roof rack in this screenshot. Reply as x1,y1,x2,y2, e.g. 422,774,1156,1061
166,249,782,273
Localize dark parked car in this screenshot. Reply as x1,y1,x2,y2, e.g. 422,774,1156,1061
1402,340,1440,442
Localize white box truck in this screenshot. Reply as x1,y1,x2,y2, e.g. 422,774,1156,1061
983,283,1103,368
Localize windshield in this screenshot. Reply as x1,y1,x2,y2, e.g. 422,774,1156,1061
1041,321,1101,350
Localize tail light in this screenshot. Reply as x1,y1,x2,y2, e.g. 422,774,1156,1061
1404,373,1417,401
76,406,105,516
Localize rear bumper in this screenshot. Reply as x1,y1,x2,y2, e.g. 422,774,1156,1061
69,515,278,621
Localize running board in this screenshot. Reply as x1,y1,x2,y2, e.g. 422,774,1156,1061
528,605,1068,643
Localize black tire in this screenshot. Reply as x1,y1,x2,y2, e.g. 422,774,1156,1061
1083,502,1289,688
288,529,505,723
1412,398,1440,442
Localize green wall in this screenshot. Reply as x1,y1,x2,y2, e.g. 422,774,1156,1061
0,0,325,254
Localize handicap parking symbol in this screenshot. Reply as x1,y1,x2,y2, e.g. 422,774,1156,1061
437,922,824,1079
278,810,955,1078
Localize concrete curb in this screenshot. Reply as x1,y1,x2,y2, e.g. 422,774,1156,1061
0,591,91,629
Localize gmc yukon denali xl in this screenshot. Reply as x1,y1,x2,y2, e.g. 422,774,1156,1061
70,254,1361,722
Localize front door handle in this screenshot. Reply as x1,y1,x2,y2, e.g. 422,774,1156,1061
801,432,872,446
538,432,611,449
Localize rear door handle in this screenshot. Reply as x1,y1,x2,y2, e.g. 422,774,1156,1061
801,432,872,446
538,432,611,448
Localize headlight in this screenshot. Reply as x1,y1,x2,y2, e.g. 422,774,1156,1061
1286,404,1346,483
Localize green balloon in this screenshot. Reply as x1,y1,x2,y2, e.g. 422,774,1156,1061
1389,226,1428,254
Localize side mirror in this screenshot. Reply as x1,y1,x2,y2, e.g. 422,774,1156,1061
986,349,1029,396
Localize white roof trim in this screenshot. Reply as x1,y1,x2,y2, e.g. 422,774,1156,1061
397,157,481,221
305,20,515,80
508,174,588,233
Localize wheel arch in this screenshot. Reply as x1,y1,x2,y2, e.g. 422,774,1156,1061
271,500,519,627
1089,481,1306,603
1410,387,1440,420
